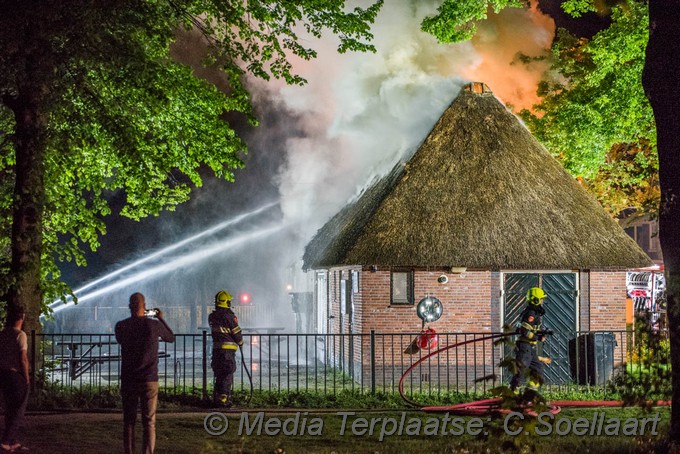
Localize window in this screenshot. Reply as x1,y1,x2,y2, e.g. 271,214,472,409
649,224,661,253
391,271,414,305
626,220,661,254
636,223,650,252
340,278,352,315
351,270,359,293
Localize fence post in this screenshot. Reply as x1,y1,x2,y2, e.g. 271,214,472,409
202,330,208,401
370,329,376,395
31,330,36,393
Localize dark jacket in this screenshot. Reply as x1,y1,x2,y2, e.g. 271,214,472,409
115,316,174,383
517,304,545,345
209,308,243,350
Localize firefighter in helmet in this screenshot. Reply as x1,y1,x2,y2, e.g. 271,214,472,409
510,287,551,403
209,290,243,407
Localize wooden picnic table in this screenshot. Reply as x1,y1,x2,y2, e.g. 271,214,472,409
55,339,168,380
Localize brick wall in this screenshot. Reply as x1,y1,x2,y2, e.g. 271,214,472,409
360,270,494,333
589,271,627,331
325,268,630,336
587,270,628,365
325,268,499,385
326,267,364,378
322,267,630,386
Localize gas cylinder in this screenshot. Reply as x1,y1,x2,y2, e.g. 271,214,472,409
416,328,438,350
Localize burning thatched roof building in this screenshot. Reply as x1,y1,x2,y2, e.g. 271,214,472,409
301,83,651,388
303,83,650,271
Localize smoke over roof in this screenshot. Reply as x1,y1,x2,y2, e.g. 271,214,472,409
303,86,652,270
255,1,555,245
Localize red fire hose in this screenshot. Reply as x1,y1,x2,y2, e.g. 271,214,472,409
398,333,669,415
398,332,510,409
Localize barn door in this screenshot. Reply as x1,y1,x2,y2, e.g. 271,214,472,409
503,272,578,385
541,274,578,384
503,274,539,330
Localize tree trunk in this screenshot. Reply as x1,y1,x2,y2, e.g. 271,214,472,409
6,88,47,335
642,0,680,444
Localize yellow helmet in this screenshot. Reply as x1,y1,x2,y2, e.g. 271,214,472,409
215,290,232,308
526,287,547,305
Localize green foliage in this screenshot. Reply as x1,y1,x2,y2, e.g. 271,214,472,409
30,380,667,411
583,140,659,216
0,0,383,311
543,386,617,401
563,0,630,17
629,329,670,366
516,1,658,215
521,2,651,178
248,389,392,409
562,0,598,16
31,385,480,410
612,314,672,404
422,0,524,43
33,383,122,410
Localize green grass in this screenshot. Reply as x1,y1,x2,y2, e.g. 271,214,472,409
17,407,671,453
29,384,487,411
626,363,671,375
31,383,666,412
16,384,675,453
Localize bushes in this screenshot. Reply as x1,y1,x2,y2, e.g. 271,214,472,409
615,314,671,404
32,383,121,410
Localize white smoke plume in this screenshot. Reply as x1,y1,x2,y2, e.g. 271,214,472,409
252,0,555,244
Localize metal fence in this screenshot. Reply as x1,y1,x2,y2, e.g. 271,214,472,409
31,329,669,400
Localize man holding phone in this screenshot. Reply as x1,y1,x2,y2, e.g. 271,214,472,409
115,292,174,454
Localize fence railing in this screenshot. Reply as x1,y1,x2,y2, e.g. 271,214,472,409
32,329,669,400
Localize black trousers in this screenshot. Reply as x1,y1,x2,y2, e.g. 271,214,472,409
0,369,29,445
510,341,544,391
211,349,236,397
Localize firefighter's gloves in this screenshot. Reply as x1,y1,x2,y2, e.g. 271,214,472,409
536,329,553,342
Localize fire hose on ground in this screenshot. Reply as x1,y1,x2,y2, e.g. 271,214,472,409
398,331,670,416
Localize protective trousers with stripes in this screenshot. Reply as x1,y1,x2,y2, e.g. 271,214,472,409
212,349,236,398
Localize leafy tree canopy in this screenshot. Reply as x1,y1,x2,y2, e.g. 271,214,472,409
0,0,382,313
422,0,524,42
521,1,656,215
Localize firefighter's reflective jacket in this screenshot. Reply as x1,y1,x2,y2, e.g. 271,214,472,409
209,307,243,350
516,304,545,345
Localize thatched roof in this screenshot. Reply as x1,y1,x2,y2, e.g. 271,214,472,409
303,84,652,271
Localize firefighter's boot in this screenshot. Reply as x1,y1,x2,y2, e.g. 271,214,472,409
225,391,234,408
216,393,232,408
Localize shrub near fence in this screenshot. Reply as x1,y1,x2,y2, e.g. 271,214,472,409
31,330,670,402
